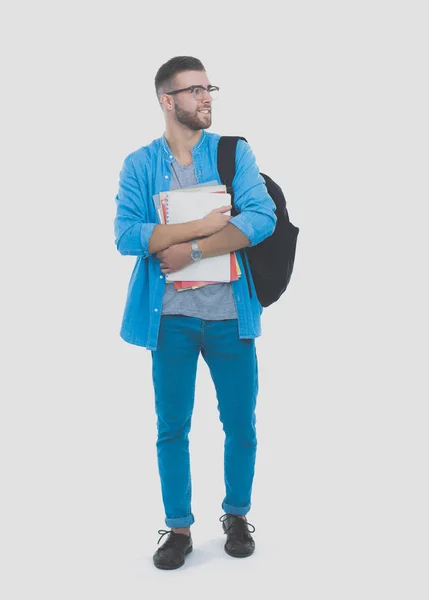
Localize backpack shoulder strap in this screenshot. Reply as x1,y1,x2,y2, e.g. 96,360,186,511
216,136,253,299
217,136,248,192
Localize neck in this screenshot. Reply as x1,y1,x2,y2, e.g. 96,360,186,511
164,123,202,158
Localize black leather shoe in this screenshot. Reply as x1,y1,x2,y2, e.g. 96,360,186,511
219,514,255,558
153,529,193,570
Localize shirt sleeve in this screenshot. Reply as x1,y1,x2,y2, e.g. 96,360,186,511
228,139,277,247
114,154,157,257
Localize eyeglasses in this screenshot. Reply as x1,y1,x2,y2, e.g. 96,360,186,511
165,85,219,101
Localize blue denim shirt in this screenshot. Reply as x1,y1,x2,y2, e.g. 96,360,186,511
114,130,277,350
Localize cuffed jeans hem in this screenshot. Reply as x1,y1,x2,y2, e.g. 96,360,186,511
222,501,251,516
165,513,195,528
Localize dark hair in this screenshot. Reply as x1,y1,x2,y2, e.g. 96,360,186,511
155,56,205,103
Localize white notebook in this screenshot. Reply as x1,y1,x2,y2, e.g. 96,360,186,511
165,191,232,282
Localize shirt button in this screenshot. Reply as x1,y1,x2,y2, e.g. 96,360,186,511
159,275,163,279
154,308,158,312
169,155,173,158
165,175,169,179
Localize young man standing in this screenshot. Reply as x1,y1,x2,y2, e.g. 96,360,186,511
114,56,277,569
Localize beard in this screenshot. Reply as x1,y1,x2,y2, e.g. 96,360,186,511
173,101,212,131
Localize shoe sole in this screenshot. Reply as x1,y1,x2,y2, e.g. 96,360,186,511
224,544,254,558
153,546,193,570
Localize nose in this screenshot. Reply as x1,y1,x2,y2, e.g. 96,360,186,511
201,88,213,101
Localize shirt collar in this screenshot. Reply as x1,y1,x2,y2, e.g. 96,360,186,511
161,129,207,163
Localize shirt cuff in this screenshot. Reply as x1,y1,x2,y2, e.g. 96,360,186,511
229,213,255,246
140,222,157,258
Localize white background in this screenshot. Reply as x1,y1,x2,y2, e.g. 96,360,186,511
1,1,428,598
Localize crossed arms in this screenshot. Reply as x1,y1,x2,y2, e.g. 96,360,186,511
114,140,277,269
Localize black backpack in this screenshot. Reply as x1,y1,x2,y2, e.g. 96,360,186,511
217,136,300,307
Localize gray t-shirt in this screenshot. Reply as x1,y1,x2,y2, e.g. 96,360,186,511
161,159,238,320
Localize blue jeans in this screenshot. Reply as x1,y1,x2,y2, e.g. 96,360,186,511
151,315,259,528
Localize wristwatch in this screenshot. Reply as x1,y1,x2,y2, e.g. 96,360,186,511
190,240,203,262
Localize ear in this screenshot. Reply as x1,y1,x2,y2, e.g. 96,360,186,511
160,94,173,112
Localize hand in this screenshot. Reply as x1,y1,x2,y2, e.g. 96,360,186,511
200,205,232,236
156,243,194,274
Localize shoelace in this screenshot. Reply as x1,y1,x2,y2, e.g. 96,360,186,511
158,529,186,548
219,514,256,540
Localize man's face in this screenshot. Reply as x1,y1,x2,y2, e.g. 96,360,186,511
167,70,213,131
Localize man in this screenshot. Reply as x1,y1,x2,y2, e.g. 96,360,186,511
114,56,277,570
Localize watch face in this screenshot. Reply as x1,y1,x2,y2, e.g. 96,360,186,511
191,241,202,261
